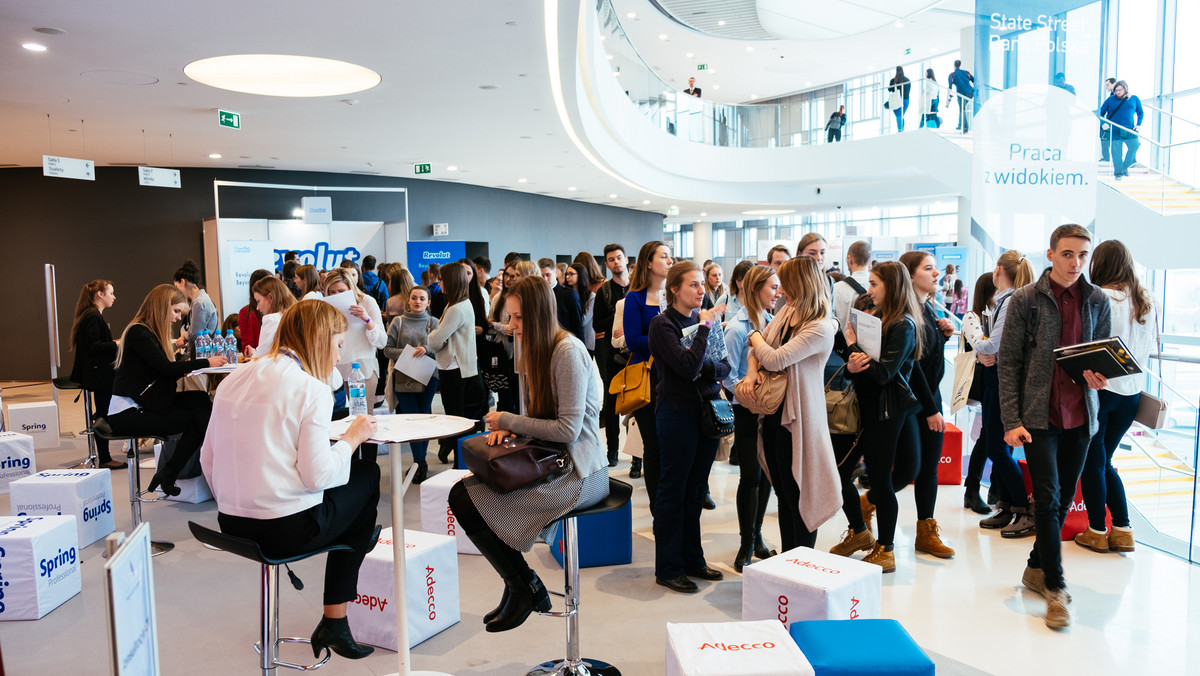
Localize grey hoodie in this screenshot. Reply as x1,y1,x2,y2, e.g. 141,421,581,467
998,269,1111,437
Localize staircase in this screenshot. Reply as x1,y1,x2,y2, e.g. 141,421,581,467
1111,430,1197,542
1097,163,1200,214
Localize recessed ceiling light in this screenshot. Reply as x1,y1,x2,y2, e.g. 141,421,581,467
746,47,754,52
685,52,694,58
292,208,304,218
518,178,528,183
658,34,668,40
742,209,795,216
609,193,618,198
606,54,614,60
929,47,938,53
700,212,708,217
805,81,813,86
713,85,720,90
34,27,66,35
446,165,458,171
750,94,758,99
208,153,222,159
22,43,47,52
894,21,904,28
184,54,380,97
643,200,651,205
626,12,636,18
599,35,606,41
717,20,726,26
568,186,577,191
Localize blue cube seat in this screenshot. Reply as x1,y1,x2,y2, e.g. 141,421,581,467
788,619,934,676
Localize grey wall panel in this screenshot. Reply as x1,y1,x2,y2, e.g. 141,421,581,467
0,167,660,381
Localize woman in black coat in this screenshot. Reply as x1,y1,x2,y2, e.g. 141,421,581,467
69,279,123,468
107,284,227,495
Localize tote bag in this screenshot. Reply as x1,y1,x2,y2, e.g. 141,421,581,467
949,337,977,414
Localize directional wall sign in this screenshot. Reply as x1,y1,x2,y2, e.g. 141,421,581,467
43,155,95,181
414,163,431,175
218,109,240,129
138,166,181,188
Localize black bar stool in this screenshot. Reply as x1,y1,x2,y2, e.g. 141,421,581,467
189,522,379,676
528,478,632,676
93,418,174,556
51,377,97,469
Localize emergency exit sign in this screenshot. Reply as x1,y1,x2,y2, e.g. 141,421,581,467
414,163,431,175
697,64,708,71
218,110,240,129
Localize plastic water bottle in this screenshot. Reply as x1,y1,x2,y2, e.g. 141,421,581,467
195,330,208,360
347,362,369,416
224,329,239,363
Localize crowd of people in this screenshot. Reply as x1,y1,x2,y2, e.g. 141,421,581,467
63,223,1155,657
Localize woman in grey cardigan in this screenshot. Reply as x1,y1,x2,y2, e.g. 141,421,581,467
448,275,609,633
426,263,486,463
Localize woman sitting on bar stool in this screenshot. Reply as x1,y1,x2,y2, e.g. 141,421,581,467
201,301,380,660
69,278,124,468
449,275,609,633
106,284,226,496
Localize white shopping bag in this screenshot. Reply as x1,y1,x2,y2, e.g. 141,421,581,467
621,415,644,459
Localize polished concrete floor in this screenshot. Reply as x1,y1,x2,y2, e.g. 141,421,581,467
1,380,1198,675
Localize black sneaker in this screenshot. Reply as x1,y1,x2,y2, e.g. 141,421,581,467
980,508,1014,529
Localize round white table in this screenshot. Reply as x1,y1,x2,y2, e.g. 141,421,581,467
342,413,476,676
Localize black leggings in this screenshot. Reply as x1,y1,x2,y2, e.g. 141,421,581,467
90,382,114,463
761,410,816,549
106,391,212,474
837,408,905,546
632,370,661,514
218,462,381,605
732,402,771,542
887,393,944,520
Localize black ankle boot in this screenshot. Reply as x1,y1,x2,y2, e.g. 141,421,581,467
147,466,181,497
413,461,429,484
629,458,642,479
963,486,990,514
754,533,777,560
311,616,374,659
733,537,754,573
486,573,550,633
483,584,512,624
607,449,618,468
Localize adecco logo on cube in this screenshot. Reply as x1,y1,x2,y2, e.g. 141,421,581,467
785,558,842,574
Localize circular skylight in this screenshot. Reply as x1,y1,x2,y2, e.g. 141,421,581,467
184,54,381,97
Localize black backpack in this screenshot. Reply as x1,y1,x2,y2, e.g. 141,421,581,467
365,274,388,311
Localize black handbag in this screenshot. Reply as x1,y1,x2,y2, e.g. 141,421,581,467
479,335,512,391
700,397,735,439
461,434,568,494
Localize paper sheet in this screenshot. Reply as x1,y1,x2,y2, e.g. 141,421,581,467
393,344,438,385
329,414,475,444
321,289,358,322
850,309,882,361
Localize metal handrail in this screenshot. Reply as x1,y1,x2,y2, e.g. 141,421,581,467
1124,433,1194,478
1144,102,1200,129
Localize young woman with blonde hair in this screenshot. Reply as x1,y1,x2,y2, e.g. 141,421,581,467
739,256,841,552
451,276,608,630
107,284,227,495
69,279,122,468
201,300,380,661
251,276,298,358
723,264,780,570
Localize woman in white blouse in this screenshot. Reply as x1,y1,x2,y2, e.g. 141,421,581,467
323,268,386,406
424,262,486,463
249,276,296,358
200,300,380,661
1076,241,1156,554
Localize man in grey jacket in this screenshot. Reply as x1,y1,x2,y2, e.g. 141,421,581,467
998,224,1111,630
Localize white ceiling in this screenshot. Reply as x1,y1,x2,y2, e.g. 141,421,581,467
0,0,972,223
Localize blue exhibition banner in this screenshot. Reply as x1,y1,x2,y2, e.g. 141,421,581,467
407,241,465,275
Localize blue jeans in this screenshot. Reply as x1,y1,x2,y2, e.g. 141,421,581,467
395,378,439,462
653,398,718,579
1112,133,1140,177
1079,390,1138,529
893,98,910,131
1024,425,1091,591
981,366,1027,509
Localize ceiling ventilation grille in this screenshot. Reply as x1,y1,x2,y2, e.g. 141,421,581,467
650,0,774,40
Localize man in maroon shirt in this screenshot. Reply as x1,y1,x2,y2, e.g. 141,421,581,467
998,224,1112,629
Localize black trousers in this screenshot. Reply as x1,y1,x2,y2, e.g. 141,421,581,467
218,461,381,605
1025,425,1090,591
632,370,661,514
106,391,212,474
437,368,486,457
732,402,771,541
90,381,114,463
887,392,944,521
837,402,905,546
600,383,621,454
761,410,816,550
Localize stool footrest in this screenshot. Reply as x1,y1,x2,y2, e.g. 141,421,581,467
136,490,171,503
527,658,620,676
536,609,575,619
255,638,332,671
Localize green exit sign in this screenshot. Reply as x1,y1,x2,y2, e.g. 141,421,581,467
414,163,431,175
218,109,240,129
696,64,708,71
905,47,911,56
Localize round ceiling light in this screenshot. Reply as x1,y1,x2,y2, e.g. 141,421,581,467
184,54,380,97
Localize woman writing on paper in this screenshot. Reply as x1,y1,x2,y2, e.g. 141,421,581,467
106,285,226,495
201,301,380,661
449,276,608,632
322,268,386,413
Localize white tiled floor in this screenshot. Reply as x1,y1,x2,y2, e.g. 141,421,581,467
1,381,1198,675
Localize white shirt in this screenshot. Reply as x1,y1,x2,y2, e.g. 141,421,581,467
832,270,870,328
253,313,281,358
1103,288,1157,397
200,354,353,520
331,294,387,380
